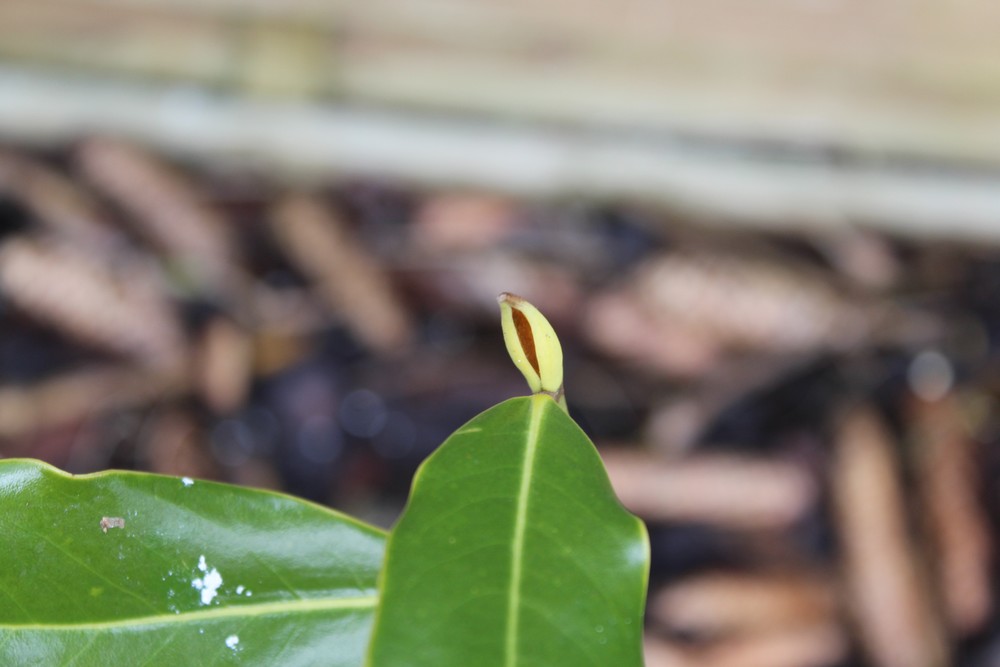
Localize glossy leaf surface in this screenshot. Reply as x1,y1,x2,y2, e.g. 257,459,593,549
368,395,649,667
0,459,385,666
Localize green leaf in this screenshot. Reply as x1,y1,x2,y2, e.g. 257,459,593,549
0,459,385,666
367,395,649,667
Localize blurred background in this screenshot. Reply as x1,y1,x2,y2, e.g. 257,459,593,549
2,1,1000,666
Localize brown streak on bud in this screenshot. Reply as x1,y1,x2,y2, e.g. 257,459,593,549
511,307,540,376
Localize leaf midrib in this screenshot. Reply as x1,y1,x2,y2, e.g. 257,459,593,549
504,395,545,667
0,595,378,632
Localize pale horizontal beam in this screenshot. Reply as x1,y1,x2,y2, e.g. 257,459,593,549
0,66,998,242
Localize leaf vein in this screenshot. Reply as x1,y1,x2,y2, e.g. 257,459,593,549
0,595,377,632
61,630,98,667
504,396,545,667
136,627,181,667
22,525,160,614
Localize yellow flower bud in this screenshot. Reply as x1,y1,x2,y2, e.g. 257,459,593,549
498,292,566,410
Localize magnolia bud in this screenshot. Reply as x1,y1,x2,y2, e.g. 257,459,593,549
498,292,566,410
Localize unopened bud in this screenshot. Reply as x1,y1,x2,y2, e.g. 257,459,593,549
498,292,566,410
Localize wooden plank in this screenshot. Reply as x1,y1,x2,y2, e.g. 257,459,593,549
1,66,999,242
2,0,1000,162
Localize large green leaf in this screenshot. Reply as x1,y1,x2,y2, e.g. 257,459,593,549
367,395,649,667
0,459,385,666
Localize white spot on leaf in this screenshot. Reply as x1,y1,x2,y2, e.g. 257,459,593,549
181,477,194,487
100,517,125,533
191,555,223,605
225,635,239,650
